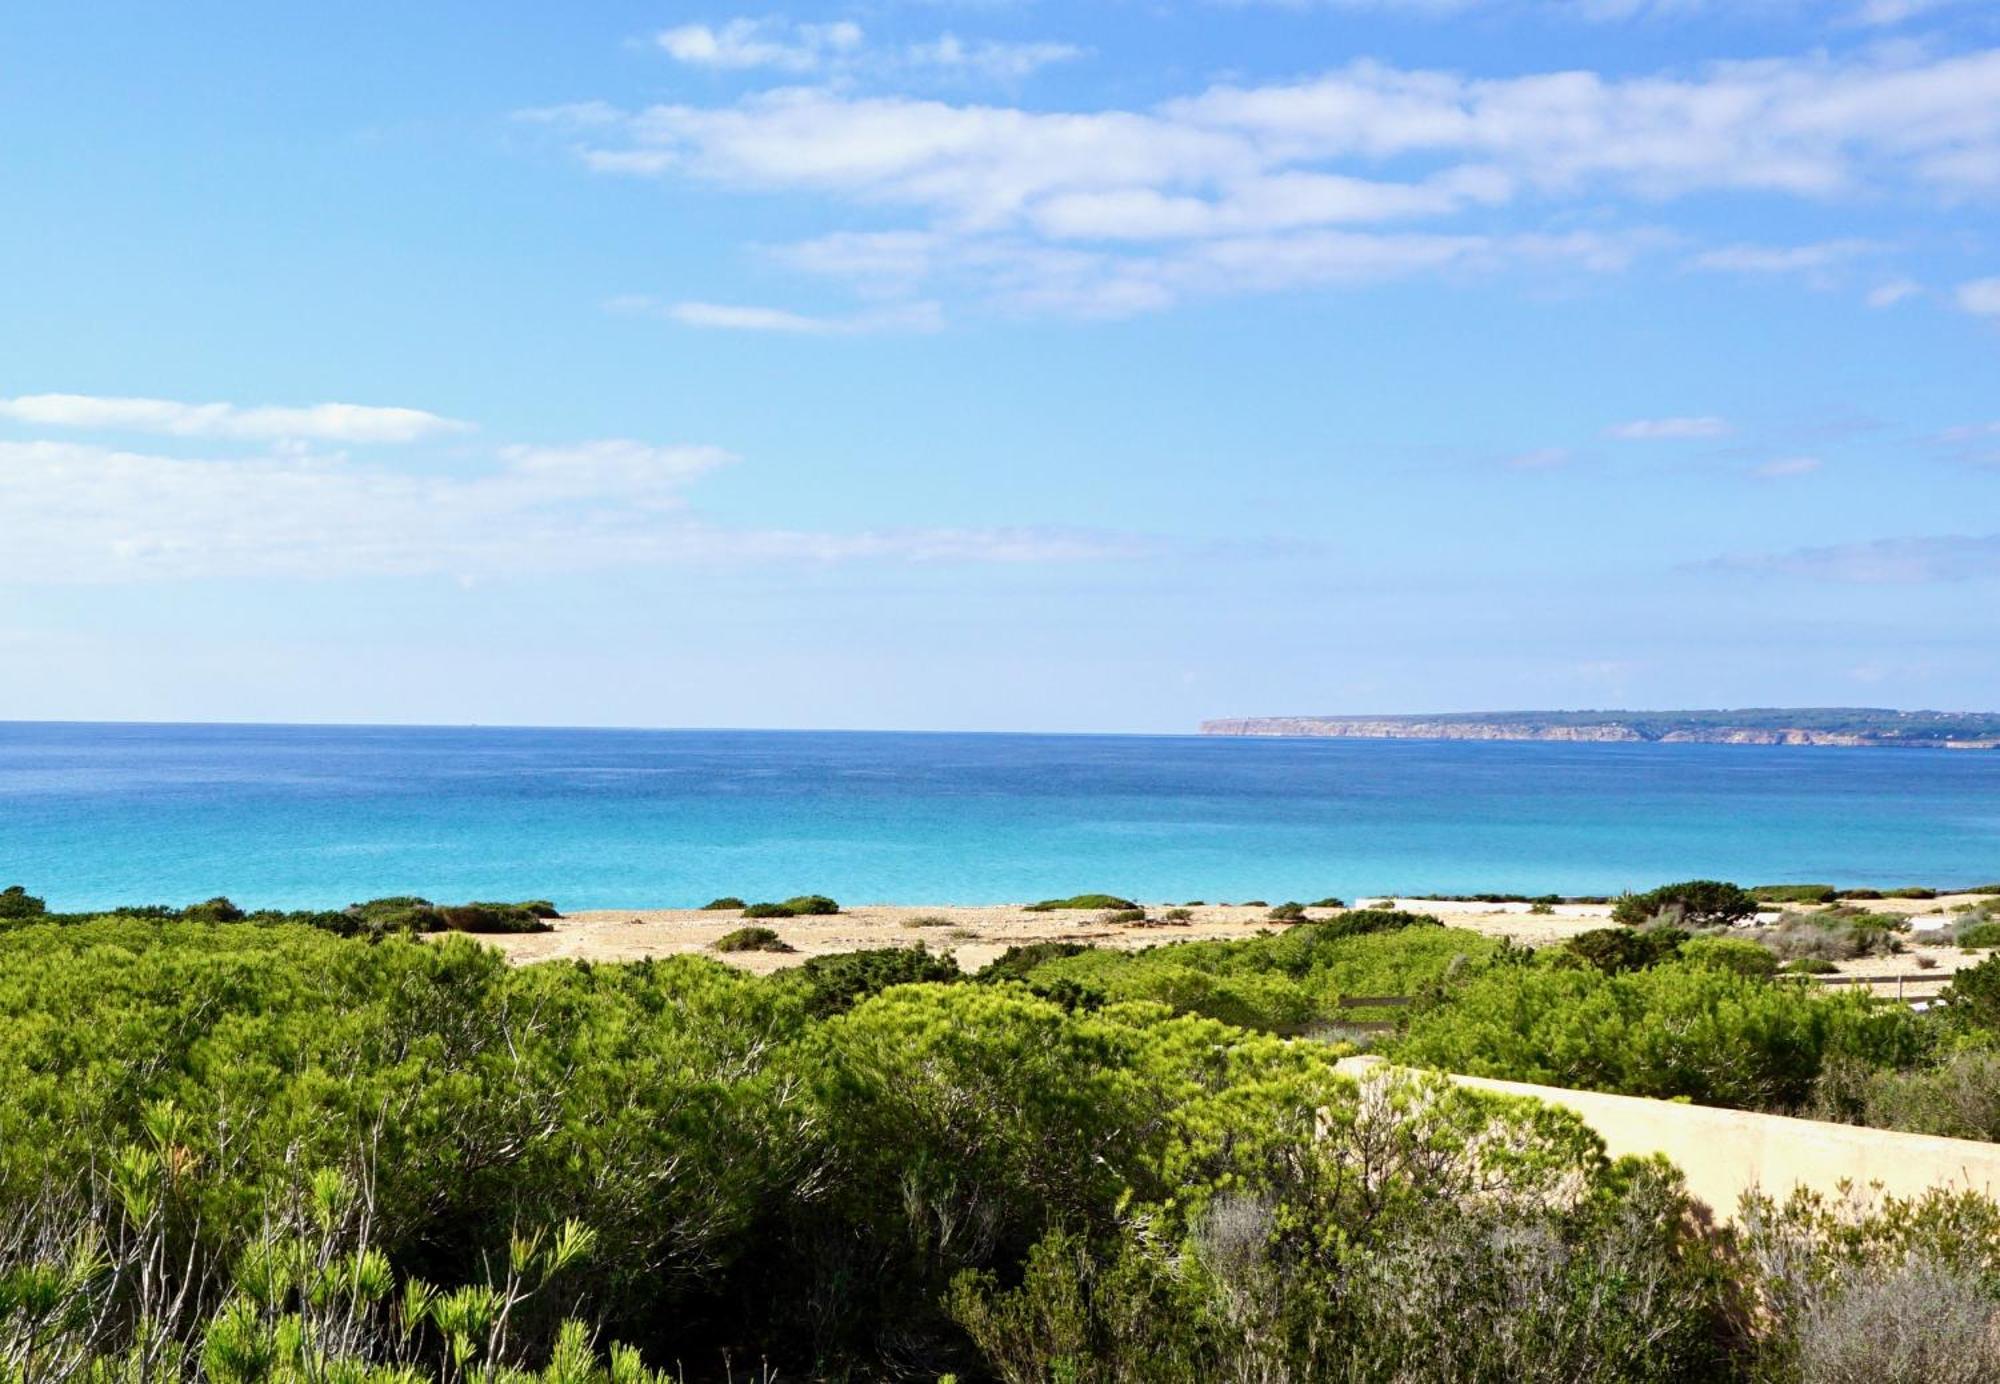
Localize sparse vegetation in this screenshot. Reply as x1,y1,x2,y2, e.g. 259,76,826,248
711,924,794,952
1024,892,1138,912
1612,879,1758,929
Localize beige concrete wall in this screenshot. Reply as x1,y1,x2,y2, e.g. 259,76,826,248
1339,1057,2000,1220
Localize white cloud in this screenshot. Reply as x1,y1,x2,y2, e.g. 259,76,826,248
904,35,1084,81
1506,446,1573,469
1956,276,2000,317
1866,276,1921,307
0,393,470,443
1754,455,1823,477
0,423,1145,583
531,46,2000,317
654,19,863,73
1689,240,1880,274
1604,415,1732,439
649,298,946,334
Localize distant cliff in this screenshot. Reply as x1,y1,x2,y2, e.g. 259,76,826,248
1199,709,2000,749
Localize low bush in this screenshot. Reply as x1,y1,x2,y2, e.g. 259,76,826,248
1783,958,1839,975
980,941,1091,982
1945,955,2000,1030
1751,884,1839,905
1751,911,1905,963
1611,880,1757,929
438,902,553,934
792,945,960,1016
1959,922,2000,950
1267,902,1307,923
782,893,840,915
1885,887,1939,900
1159,907,1194,923
182,895,246,922
901,913,954,928
742,901,792,918
0,885,45,920
1561,927,1687,975
1309,896,1346,909
701,896,745,911
1104,908,1149,924
1024,893,1136,912
1678,935,1781,979
712,924,794,953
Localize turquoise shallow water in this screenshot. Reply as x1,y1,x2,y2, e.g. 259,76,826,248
2,721,1997,912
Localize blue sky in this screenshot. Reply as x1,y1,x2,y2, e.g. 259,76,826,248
2,1,1997,732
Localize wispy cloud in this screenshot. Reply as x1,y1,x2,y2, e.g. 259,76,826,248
1688,240,1881,275
654,19,863,73
1713,533,2000,582
1753,455,1823,478
1957,276,2000,317
610,297,946,334
1866,277,1922,307
1505,446,1574,469
0,393,470,444
1604,416,1732,440
650,20,1080,83
527,45,2000,317
0,398,1155,582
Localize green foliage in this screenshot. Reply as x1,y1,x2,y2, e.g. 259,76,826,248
1266,902,1307,923
1959,922,2000,950
711,925,794,953
1017,912,1497,1032
1310,896,1346,909
1781,958,1839,975
1751,884,1839,904
1611,880,1757,929
1561,927,1687,975
2,907,1993,1381
980,941,1090,983
1394,958,1922,1110
1945,955,2000,1030
1103,908,1149,924
791,945,960,1017
0,886,46,921
1884,887,1939,900
741,894,840,919
699,896,745,911
1677,936,1781,979
1024,894,1138,912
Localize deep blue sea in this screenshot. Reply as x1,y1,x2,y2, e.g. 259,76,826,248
2,721,1997,912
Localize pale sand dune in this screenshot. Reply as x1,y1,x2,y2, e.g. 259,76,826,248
477,893,1996,990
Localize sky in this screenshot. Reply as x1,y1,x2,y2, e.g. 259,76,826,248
1,1,1997,733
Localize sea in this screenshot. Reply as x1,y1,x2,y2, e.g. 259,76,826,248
2,721,1997,913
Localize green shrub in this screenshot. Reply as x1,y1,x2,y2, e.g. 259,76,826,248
1837,888,1885,900
781,894,840,915
1885,887,1939,900
701,896,746,911
0,885,47,920
1959,923,2000,950
1562,927,1688,975
1395,959,1921,1110
1024,894,1137,912
1309,897,1346,909
1267,902,1307,923
980,941,1091,982
1528,900,1555,915
793,946,960,1017
901,914,954,928
1944,955,2000,1029
1611,880,1757,929
438,902,553,934
182,895,246,923
1679,935,1781,979
1782,958,1839,975
1104,908,1148,924
712,925,794,953
1752,884,1839,905
1159,908,1194,923
742,901,791,918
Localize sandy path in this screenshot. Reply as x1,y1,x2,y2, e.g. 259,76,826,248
475,893,1996,992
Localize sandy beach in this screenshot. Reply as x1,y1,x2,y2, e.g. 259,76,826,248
477,892,1995,992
